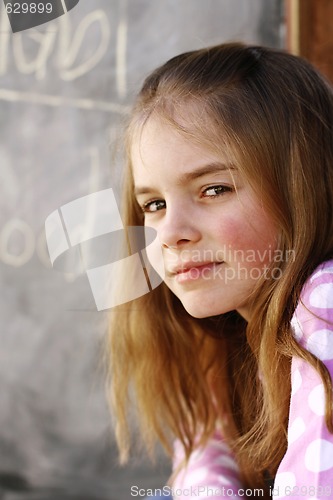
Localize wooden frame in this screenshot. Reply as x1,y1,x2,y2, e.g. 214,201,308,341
286,0,333,81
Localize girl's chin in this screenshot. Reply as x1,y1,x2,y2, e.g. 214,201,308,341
179,299,229,319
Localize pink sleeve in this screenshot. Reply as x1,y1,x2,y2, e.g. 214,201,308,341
273,263,333,499
171,430,245,499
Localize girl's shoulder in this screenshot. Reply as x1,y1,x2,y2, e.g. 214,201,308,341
291,259,333,350
300,258,333,306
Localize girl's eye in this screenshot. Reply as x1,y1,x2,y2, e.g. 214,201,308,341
142,199,166,213
202,185,233,198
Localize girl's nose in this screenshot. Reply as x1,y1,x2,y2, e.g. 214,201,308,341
158,206,202,249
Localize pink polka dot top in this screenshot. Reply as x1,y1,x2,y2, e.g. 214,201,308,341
171,260,333,499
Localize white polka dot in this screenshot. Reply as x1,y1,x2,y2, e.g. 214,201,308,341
305,439,333,472
288,417,306,444
308,384,326,416
291,369,302,395
309,283,333,308
273,472,296,499
216,476,233,486
291,316,303,341
310,267,333,284
306,329,333,360
182,467,208,486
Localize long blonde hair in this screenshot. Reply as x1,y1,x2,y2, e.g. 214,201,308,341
107,43,333,491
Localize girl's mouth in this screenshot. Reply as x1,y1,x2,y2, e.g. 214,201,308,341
173,261,224,282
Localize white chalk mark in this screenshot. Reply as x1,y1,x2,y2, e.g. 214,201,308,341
0,8,10,75
0,88,130,114
0,218,35,267
13,28,57,80
116,0,128,99
116,20,127,99
58,10,111,81
60,0,68,13
0,8,112,81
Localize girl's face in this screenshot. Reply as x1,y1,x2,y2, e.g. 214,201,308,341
131,117,278,321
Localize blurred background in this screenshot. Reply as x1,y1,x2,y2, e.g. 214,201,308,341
0,1,291,498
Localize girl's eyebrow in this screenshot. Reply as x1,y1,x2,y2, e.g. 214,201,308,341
134,162,235,196
179,162,235,183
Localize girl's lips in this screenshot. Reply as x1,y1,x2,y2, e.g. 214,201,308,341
174,262,223,282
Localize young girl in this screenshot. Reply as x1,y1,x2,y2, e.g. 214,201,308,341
107,43,333,499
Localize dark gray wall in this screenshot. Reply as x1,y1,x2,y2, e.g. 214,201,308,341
0,1,283,498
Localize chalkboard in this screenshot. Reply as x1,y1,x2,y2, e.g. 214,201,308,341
0,1,283,498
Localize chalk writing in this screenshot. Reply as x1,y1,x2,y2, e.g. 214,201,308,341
0,217,35,267
0,4,128,98
0,147,103,272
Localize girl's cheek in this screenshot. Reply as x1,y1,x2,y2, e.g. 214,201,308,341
217,217,277,265
217,218,250,249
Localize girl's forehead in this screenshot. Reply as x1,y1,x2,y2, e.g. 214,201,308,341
130,113,235,166
131,116,234,178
